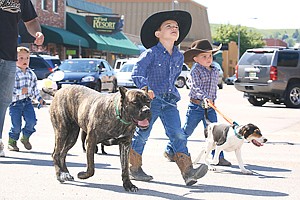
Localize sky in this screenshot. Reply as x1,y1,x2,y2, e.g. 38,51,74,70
194,0,300,29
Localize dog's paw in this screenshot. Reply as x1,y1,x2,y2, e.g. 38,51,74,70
77,171,92,179
208,165,217,171
123,181,138,192
241,169,253,175
58,172,74,182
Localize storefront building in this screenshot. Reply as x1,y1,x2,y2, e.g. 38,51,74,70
19,0,140,65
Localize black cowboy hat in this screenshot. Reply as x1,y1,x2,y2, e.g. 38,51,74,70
140,10,192,49
184,39,222,63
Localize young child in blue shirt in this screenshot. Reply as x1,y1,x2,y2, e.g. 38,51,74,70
7,46,45,152
129,10,208,186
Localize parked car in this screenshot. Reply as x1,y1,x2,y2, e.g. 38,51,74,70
116,59,137,87
29,54,61,80
186,61,224,89
48,58,118,93
234,47,300,108
224,74,236,85
175,63,190,88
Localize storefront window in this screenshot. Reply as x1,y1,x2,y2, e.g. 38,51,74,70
41,0,47,10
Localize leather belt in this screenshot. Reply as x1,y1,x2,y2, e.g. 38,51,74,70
190,98,202,105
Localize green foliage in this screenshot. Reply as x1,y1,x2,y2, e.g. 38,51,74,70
212,24,265,57
210,24,300,52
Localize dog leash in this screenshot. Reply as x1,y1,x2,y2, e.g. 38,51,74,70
207,102,239,127
206,102,243,139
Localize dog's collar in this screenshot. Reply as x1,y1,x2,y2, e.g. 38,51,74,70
115,97,131,125
233,126,243,139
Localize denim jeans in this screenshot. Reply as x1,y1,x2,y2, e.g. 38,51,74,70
131,94,189,156
0,59,16,139
8,98,37,141
165,102,225,158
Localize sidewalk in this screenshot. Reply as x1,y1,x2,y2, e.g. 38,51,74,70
1,86,299,200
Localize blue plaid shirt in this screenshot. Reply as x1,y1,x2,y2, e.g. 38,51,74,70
12,67,42,102
189,62,219,101
132,42,183,100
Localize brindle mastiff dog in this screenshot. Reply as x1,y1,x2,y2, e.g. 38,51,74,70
43,85,151,192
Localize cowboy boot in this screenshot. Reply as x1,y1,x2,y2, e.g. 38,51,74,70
129,148,153,181
174,152,208,186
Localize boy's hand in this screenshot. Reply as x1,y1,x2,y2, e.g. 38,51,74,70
22,87,28,95
148,90,155,99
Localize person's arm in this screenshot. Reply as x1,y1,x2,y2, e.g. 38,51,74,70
24,18,44,45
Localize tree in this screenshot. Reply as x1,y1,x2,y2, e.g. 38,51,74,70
213,24,265,58
292,29,299,39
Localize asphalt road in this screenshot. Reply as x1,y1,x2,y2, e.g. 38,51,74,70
0,85,299,200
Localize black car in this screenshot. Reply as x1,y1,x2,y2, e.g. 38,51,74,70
29,54,61,80
48,58,118,93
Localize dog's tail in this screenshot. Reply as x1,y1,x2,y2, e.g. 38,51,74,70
42,87,57,97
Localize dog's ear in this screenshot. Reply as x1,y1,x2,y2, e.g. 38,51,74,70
141,86,148,93
119,86,128,99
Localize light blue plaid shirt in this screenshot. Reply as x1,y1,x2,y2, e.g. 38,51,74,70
131,42,183,100
189,62,219,101
12,67,42,102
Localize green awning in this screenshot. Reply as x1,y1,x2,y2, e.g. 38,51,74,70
66,13,140,55
99,32,140,55
41,25,89,48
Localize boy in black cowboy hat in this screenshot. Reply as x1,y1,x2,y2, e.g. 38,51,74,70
165,39,231,166
129,10,208,186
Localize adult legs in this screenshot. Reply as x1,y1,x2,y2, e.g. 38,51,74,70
0,60,16,156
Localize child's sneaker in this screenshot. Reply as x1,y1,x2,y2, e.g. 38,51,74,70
0,139,5,157
21,136,32,150
8,138,19,152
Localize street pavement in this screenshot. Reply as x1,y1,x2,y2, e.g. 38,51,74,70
1,85,299,200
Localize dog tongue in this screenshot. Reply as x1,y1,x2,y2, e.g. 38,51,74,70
138,119,149,127
252,139,263,147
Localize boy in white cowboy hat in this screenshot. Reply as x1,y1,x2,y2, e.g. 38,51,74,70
130,10,208,186
165,39,231,166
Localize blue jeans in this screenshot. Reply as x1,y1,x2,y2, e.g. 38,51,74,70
165,102,224,158
0,59,16,139
8,98,37,141
131,94,189,156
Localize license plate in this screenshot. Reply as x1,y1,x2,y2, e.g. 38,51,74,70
249,72,256,78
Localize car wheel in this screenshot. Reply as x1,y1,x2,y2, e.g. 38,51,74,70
284,83,300,108
218,82,223,89
248,95,268,106
94,81,102,92
176,77,186,88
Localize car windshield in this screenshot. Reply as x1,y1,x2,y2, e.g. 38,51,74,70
58,60,99,72
239,52,273,65
120,63,134,72
45,59,61,68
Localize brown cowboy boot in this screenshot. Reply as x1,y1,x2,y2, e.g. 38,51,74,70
129,148,153,181
174,152,208,186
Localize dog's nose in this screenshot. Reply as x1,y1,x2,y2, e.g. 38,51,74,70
142,106,150,113
263,138,268,143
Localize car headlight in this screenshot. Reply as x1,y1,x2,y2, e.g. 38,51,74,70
81,76,95,82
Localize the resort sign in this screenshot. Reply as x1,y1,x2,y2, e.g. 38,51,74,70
86,16,123,34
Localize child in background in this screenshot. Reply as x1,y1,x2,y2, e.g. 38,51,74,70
7,46,45,152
